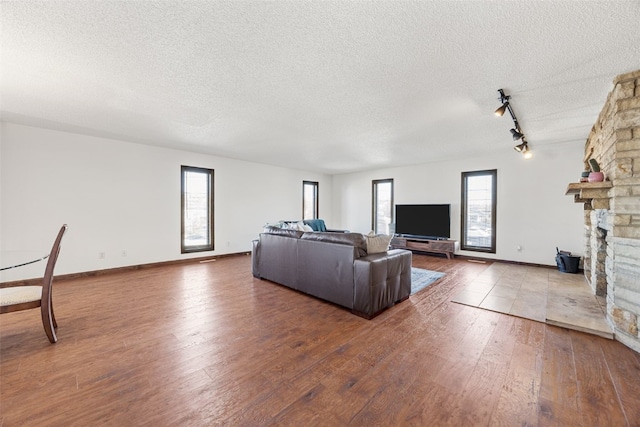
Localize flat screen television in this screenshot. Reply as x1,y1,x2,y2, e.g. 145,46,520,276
395,204,450,239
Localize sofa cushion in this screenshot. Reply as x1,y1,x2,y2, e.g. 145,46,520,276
262,226,304,238
300,232,368,257
365,231,393,254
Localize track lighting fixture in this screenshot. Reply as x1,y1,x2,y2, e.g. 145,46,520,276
494,101,509,117
514,138,533,158
510,128,524,141
514,141,528,152
495,89,531,158
495,89,510,116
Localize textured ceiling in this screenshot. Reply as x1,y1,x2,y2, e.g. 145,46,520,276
1,1,639,174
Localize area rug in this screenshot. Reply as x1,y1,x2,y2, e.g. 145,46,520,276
411,267,446,295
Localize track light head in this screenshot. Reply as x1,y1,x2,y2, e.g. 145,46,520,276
510,128,524,141
514,141,527,152
494,102,509,117
521,143,532,158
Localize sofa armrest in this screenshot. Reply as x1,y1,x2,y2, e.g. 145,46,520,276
255,233,300,286
352,249,412,318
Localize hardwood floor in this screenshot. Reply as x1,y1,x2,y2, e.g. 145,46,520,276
1,254,639,426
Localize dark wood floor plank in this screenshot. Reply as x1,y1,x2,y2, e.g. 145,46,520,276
538,326,581,426
599,337,640,426
447,314,518,426
490,341,542,427
1,254,639,426
571,331,630,426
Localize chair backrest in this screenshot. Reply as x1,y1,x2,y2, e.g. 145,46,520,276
41,225,68,304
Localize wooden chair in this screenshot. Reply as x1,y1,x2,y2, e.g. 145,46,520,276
0,224,68,343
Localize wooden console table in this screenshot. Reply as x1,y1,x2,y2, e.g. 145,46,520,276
390,236,457,259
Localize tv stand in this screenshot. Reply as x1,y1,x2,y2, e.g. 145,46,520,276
391,236,457,259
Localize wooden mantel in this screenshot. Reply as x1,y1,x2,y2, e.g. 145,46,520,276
565,181,613,209
565,181,613,195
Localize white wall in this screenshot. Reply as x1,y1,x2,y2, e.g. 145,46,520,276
0,121,586,282
0,123,331,281
332,142,586,266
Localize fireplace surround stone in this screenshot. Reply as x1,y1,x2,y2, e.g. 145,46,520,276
566,69,640,353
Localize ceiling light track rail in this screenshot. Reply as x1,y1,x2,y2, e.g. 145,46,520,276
495,88,531,158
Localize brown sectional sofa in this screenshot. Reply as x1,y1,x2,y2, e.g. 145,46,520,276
251,227,412,319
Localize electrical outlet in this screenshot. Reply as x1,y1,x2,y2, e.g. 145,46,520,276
98,252,105,259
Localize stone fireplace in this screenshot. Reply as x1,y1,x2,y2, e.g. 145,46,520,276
566,69,640,353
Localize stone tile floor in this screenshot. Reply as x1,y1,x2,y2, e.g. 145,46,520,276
452,262,613,339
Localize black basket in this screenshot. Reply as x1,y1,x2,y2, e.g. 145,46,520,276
555,247,580,273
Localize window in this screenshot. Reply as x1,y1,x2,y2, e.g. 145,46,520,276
372,179,394,234
461,169,497,253
302,181,319,220
181,166,214,253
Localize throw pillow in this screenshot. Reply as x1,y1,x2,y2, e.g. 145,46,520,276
292,221,308,231
366,231,393,254
263,221,285,231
